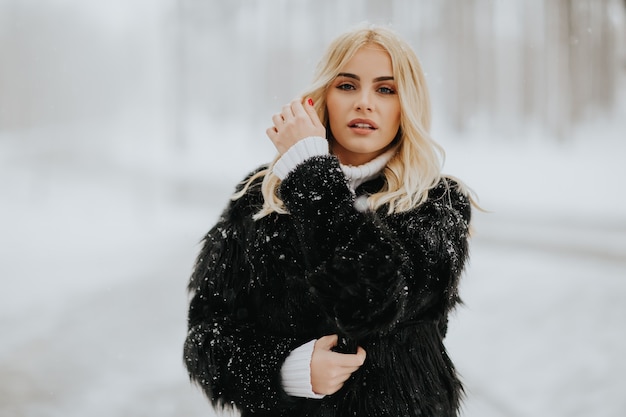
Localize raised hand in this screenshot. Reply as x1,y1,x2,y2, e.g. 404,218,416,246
266,98,326,155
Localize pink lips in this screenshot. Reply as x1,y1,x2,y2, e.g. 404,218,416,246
348,118,378,130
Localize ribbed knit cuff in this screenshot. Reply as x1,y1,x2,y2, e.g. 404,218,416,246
272,137,329,180
280,339,325,399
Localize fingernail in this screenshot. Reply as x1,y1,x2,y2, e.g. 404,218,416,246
308,98,314,106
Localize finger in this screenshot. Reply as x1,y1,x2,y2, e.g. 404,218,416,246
334,347,367,368
303,97,323,127
316,334,339,350
355,346,367,363
335,357,364,370
271,113,283,127
282,103,294,120
266,126,278,140
290,99,309,122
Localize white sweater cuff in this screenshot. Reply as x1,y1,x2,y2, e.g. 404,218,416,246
272,137,329,180
281,339,325,399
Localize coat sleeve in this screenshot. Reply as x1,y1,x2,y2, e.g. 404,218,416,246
389,175,472,326
278,155,471,340
183,184,301,413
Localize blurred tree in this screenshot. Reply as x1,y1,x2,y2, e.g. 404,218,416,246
436,0,623,140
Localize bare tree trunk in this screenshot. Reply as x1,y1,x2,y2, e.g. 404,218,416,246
543,0,572,140
481,0,497,133
444,0,470,132
594,0,617,114
522,0,544,126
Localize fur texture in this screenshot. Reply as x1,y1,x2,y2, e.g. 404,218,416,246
184,155,472,416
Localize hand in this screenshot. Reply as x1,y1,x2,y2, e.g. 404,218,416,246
266,98,326,155
310,334,367,395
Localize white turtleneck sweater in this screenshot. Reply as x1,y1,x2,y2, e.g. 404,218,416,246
273,136,394,399
272,136,394,192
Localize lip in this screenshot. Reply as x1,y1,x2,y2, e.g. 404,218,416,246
348,118,379,130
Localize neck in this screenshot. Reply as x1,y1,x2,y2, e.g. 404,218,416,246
340,148,395,192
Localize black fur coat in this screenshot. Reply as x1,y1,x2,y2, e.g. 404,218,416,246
184,154,472,416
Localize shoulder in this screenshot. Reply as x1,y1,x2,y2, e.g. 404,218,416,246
429,176,472,212
430,176,471,210
223,164,269,219
393,176,472,225
234,164,269,194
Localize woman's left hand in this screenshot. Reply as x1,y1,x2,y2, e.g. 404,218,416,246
266,98,326,155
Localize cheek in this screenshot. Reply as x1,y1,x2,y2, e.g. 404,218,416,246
325,94,342,129
388,104,401,129
326,91,338,107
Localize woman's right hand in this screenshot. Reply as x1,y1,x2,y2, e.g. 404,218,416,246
310,334,367,395
266,98,326,155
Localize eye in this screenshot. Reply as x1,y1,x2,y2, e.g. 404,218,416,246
378,86,396,95
337,83,356,91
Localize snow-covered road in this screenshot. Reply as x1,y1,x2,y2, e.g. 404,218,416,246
448,213,626,417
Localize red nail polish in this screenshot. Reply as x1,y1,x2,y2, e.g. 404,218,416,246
308,98,314,106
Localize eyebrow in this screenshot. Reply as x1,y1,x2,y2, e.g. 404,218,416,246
337,72,395,82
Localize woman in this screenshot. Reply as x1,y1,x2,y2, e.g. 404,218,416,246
184,24,474,416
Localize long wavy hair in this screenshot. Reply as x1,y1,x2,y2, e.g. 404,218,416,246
235,24,456,219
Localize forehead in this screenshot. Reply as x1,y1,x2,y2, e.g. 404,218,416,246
340,43,393,75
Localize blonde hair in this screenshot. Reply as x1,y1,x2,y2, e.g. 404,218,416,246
235,24,447,219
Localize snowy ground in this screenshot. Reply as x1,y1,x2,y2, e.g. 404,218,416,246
1,121,625,417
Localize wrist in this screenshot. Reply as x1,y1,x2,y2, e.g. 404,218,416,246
281,339,325,399
272,137,329,179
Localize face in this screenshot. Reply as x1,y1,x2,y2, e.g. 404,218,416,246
326,44,401,166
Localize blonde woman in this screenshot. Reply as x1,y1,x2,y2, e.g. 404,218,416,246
184,24,474,417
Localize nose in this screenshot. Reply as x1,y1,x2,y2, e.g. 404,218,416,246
355,90,373,112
